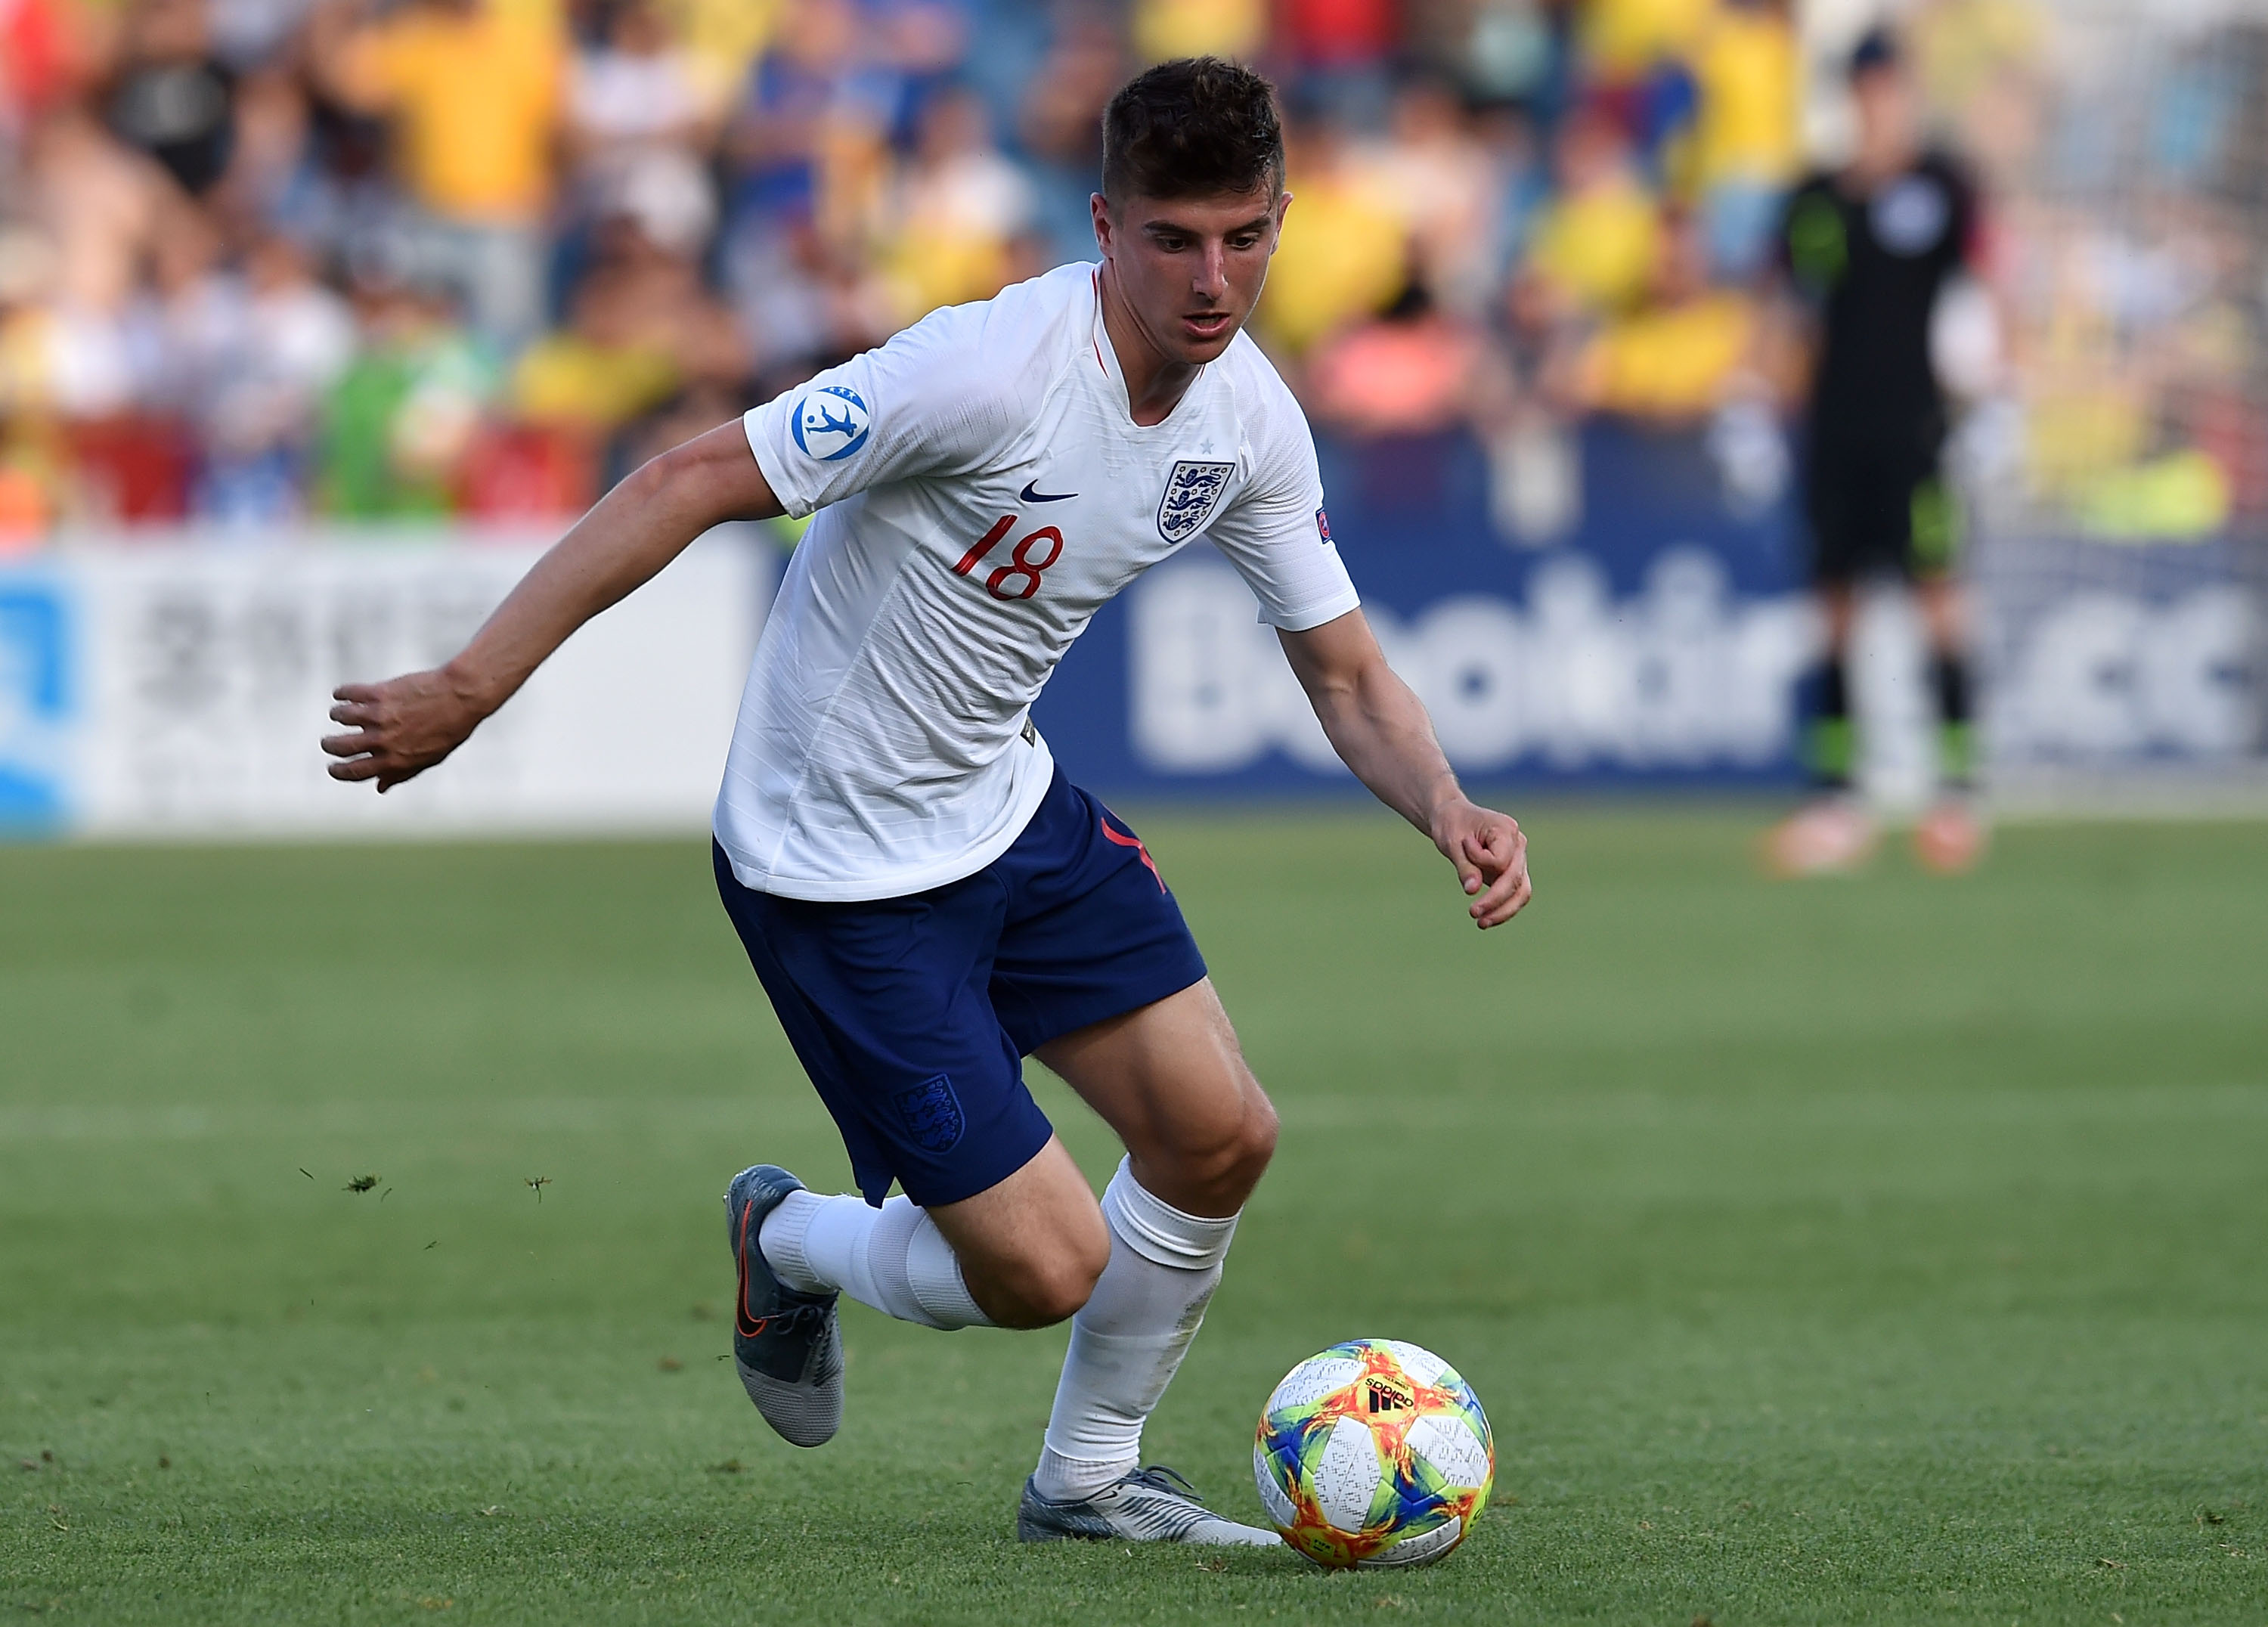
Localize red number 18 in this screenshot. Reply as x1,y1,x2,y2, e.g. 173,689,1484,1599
953,514,1064,601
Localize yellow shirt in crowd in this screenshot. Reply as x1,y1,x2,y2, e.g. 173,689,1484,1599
511,335,679,429
1690,5,1798,187
1581,0,1715,81
1527,177,1662,315
663,0,782,105
1578,290,1755,419
1132,0,1266,65
1256,163,1407,356
340,5,565,225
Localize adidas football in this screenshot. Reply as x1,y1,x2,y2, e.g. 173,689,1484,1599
1253,1338,1494,1568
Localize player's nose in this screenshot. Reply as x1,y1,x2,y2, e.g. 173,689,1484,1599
1191,243,1230,300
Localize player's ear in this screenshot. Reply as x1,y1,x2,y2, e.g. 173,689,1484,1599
1090,192,1114,256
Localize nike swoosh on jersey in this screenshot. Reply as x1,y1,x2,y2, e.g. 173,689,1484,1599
1019,480,1077,503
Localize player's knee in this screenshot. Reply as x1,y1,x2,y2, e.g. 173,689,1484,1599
994,1227,1109,1328
1241,1090,1280,1179
1157,1080,1277,1210
1034,1249,1110,1326
1221,1089,1278,1197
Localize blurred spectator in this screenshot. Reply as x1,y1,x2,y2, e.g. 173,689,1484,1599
1472,101,1549,291
1017,8,1120,266
1522,104,1661,319
566,0,720,203
1131,0,1262,67
728,215,886,385
1687,0,1796,277
21,103,200,336
1256,113,1405,358
9,99,215,516
317,0,565,349
105,0,238,197
875,86,1035,324
615,376,742,467
0,228,64,542
170,234,356,519
1557,211,1755,422
722,0,897,246
1279,0,1394,79
0,0,1848,537
213,67,313,235
1308,277,1504,439
1910,0,2046,179
1278,0,1394,131
514,197,745,437
208,0,318,70
2,0,85,143
318,271,495,516
1458,0,1558,108
1363,78,1498,319
1581,0,1712,88
662,0,780,111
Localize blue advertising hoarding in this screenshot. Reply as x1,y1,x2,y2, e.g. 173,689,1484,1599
1036,420,1814,794
0,571,71,833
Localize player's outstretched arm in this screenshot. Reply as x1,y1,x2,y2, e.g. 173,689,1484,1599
322,422,782,792
1278,610,1532,928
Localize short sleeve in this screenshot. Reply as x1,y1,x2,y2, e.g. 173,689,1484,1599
1205,362,1361,631
742,304,1025,520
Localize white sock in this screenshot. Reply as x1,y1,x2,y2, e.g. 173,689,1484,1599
1032,1157,1238,1503
758,1190,992,1331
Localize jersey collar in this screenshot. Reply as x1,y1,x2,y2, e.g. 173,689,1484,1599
1089,268,1207,433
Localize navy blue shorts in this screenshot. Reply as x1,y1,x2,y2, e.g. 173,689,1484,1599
714,770,1208,1209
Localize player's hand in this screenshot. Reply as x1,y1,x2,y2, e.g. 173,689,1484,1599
1433,798,1532,929
321,668,488,792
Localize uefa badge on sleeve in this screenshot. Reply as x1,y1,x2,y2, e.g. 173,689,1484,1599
792,386,872,461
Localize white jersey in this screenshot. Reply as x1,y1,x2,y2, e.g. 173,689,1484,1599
716,262,1360,902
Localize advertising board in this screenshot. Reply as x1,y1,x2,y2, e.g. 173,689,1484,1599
0,528,768,837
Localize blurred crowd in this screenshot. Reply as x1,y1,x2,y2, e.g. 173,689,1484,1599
0,0,2252,546
0,0,1824,541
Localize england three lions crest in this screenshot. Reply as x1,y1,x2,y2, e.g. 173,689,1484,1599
1157,460,1236,544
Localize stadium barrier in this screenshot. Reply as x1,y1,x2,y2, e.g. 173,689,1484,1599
0,424,2257,838
1048,423,1811,793
0,528,766,838
1981,531,2261,807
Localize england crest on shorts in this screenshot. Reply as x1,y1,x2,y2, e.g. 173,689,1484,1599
1157,459,1235,543
894,1074,965,1153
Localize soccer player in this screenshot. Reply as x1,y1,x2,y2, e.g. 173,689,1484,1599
320,58,1532,1545
1765,27,1988,876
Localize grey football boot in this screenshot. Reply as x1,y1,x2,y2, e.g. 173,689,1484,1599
1018,1465,1281,1546
723,1164,844,1448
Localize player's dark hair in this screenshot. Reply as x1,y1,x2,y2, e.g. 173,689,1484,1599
1101,57,1284,206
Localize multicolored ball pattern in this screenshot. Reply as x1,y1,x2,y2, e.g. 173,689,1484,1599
1253,1338,1494,1568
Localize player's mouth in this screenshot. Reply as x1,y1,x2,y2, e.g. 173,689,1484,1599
1182,310,1234,343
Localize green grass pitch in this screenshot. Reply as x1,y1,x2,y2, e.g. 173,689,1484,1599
5,808,2267,1624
